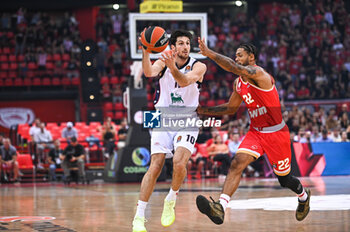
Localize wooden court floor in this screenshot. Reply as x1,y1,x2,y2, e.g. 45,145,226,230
0,176,349,232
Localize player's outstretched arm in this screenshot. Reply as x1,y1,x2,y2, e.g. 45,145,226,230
198,37,261,79
141,44,165,78
198,91,242,116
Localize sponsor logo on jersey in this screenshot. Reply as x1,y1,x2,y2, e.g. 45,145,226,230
248,106,267,119
171,93,184,104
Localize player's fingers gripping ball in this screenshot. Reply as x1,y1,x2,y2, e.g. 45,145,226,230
140,26,169,53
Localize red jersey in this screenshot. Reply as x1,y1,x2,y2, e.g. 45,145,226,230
236,76,283,128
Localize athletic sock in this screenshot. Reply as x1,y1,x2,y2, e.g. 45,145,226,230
219,193,230,211
135,200,148,218
298,188,308,202
165,188,179,202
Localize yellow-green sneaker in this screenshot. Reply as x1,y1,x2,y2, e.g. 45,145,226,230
132,216,147,232
161,200,176,227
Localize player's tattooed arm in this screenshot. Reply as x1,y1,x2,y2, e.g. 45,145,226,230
197,79,243,116
211,53,258,77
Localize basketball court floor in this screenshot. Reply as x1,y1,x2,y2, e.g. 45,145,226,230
0,176,349,232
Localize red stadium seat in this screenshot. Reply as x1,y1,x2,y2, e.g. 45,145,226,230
105,111,114,118
53,54,61,61
114,111,124,120
62,53,70,61
42,77,51,86
4,78,13,86
71,77,80,86
46,54,53,62
0,55,8,62
8,55,16,62
8,71,17,78
32,77,41,86
23,78,32,86
17,55,25,62
110,76,119,85
103,102,113,112
207,100,216,107
27,62,37,70
9,63,18,70
216,99,226,105
114,102,124,111
52,77,61,85
61,77,71,86
2,47,10,54
100,76,109,85
0,71,7,79
14,78,23,86
1,63,9,70
46,62,55,70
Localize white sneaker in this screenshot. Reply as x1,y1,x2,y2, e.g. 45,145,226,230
132,216,147,232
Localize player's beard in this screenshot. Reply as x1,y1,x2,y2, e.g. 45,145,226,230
242,58,249,66
176,49,189,60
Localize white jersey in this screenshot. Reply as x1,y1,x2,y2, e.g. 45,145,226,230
154,57,201,116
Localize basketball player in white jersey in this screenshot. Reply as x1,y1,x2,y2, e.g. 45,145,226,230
132,29,207,232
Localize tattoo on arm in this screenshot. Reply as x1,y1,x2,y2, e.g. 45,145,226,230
207,106,228,113
212,53,257,77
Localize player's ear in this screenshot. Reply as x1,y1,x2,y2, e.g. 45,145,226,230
249,53,255,62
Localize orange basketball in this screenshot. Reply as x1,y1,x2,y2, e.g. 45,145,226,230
140,26,169,53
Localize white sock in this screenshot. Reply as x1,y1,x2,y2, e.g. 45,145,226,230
298,188,308,202
135,200,148,218
219,193,230,211
165,188,179,202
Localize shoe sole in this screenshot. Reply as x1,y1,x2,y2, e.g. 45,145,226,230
296,189,311,221
161,216,175,227
196,195,223,225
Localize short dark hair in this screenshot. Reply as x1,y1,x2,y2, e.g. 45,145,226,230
71,137,77,143
169,29,192,46
238,43,258,61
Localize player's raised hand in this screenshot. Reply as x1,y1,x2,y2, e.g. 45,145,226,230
160,50,176,69
198,37,210,57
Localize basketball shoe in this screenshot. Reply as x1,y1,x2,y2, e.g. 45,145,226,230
196,195,224,224
296,188,311,221
132,216,147,232
161,199,176,227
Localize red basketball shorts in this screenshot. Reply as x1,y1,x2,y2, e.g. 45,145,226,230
237,125,291,176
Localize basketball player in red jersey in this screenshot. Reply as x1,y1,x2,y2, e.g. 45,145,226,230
195,38,310,224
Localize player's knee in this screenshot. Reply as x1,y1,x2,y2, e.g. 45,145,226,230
277,174,291,188
173,160,186,173
229,155,248,173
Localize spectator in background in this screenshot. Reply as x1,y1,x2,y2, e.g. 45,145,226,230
227,133,240,157
330,127,342,142
0,133,4,146
326,109,338,130
117,118,128,149
340,113,349,130
33,122,54,168
61,137,86,182
341,131,349,142
29,118,41,140
338,103,350,119
207,134,230,177
86,133,101,148
316,129,333,142
102,117,116,157
61,122,78,143
0,138,20,182
310,126,322,142
187,144,207,179
47,139,62,181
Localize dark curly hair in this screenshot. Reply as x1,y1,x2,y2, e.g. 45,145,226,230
169,29,192,46
238,43,258,61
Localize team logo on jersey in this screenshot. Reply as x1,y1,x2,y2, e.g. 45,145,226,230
177,136,182,143
184,65,191,74
236,81,241,93
143,110,161,128
171,93,184,104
